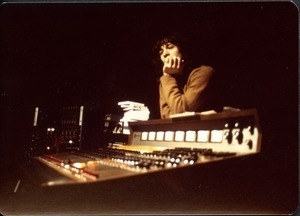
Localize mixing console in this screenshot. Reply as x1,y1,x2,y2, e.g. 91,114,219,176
35,108,261,186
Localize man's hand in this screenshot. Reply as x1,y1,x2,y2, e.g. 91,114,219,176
163,56,184,75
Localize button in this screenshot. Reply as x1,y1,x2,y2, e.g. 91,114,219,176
185,130,196,142
141,132,148,140
210,130,223,143
197,130,210,142
164,131,174,141
156,131,164,141
148,131,156,141
174,131,185,142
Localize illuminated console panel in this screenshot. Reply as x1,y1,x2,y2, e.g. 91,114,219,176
129,108,261,154
36,109,261,186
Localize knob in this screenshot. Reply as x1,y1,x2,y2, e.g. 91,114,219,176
234,130,243,144
224,131,233,144
246,125,254,135
246,139,253,150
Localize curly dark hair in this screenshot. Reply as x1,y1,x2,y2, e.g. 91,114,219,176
152,32,194,76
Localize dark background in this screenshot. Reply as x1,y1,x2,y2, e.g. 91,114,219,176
0,2,298,213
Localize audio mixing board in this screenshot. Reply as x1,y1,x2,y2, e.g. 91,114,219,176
33,108,261,186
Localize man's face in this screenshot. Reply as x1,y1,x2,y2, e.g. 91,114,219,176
159,42,182,63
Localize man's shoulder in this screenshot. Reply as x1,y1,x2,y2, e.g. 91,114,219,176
190,65,215,77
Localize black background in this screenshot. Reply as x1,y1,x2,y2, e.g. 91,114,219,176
0,2,298,212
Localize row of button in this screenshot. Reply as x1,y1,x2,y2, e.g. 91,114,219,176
140,130,224,143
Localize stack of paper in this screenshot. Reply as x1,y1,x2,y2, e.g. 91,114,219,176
118,101,150,134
